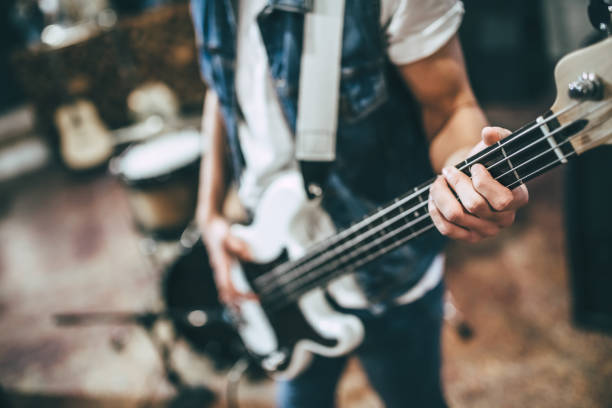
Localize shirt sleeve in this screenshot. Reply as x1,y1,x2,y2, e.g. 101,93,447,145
382,0,465,65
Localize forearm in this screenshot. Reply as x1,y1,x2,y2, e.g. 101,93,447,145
197,89,229,224
396,35,488,172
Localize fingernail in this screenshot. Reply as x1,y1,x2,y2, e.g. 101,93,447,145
442,167,452,176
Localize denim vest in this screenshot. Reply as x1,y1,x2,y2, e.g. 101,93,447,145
190,0,447,306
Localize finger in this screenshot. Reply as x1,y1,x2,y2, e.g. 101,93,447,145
481,126,512,145
224,234,253,261
217,276,258,304
511,184,529,210
442,166,495,219
470,164,515,212
428,195,473,241
430,176,501,237
211,254,258,303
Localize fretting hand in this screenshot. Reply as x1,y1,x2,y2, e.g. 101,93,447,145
428,127,529,242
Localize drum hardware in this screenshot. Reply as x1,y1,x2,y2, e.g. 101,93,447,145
110,128,202,241
162,235,267,408
54,309,219,407
161,237,257,372
112,114,165,147
112,113,203,151
226,357,251,408
127,81,180,123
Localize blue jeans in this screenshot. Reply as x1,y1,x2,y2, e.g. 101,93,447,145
276,282,447,408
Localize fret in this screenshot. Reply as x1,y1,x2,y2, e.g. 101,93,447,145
414,187,425,218
498,140,521,184
507,134,556,185
460,121,552,189
395,198,412,228
507,155,565,188
473,147,518,187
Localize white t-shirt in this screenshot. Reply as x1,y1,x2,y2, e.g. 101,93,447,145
235,0,464,210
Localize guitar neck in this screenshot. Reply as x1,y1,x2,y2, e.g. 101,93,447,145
252,36,612,313
258,106,598,309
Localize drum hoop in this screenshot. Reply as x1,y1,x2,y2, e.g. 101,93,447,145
118,158,201,189
115,130,202,188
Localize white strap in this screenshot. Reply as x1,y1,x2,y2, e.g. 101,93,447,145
295,0,345,162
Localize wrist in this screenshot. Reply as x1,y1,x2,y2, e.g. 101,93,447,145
196,206,224,229
442,146,472,170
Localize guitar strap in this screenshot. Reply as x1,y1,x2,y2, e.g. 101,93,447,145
295,0,346,199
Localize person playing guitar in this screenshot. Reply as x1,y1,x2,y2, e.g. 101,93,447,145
193,0,529,406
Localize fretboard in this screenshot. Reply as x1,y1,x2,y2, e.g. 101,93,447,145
258,111,587,309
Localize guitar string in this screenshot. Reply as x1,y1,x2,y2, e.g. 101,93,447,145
255,99,612,297
265,129,594,304
266,134,608,310
264,138,586,308
262,137,559,298
260,100,605,308
253,100,583,288
265,148,579,311
257,112,585,294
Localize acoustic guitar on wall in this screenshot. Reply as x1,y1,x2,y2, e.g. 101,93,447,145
54,99,115,171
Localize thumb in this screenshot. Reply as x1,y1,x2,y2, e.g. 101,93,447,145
481,126,512,146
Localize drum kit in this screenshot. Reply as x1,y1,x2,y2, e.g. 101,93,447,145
110,126,249,366
32,2,259,403
55,120,263,406
55,113,474,405
41,3,473,403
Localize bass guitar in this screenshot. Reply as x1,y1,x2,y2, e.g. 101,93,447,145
226,37,612,379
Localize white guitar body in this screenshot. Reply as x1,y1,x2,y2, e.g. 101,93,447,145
229,171,366,379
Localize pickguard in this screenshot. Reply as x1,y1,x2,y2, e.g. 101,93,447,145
228,171,365,378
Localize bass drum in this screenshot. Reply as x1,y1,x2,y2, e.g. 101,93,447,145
163,238,245,370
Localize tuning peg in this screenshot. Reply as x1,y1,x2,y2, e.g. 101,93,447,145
568,72,604,101
588,0,612,34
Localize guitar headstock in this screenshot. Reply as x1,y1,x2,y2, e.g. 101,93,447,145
551,37,612,154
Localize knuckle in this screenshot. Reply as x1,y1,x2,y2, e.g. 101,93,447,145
464,197,487,214
429,182,439,198
437,224,450,236
447,172,460,186
494,191,514,211
432,176,445,192
446,207,464,223
428,205,437,218
472,173,486,190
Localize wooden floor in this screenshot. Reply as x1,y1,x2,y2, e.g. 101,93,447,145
1,108,611,407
